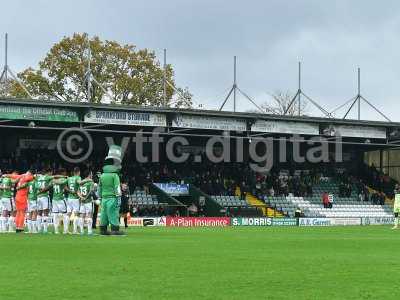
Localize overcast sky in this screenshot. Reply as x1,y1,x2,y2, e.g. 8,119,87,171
1,0,400,121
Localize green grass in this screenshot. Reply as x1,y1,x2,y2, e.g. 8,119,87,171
0,226,399,300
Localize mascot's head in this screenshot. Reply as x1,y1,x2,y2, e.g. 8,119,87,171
104,145,122,170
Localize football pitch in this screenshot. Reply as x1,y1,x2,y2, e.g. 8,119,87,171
0,226,399,300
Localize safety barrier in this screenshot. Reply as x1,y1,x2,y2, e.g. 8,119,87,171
123,216,396,227
123,216,395,227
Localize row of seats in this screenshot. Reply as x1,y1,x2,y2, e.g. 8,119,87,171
265,196,297,217
132,189,159,205
323,212,389,217
286,177,387,218
312,181,357,198
211,195,249,207
305,196,359,203
288,196,392,218
265,192,392,218
133,190,249,208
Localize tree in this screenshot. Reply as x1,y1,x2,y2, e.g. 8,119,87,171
247,91,308,115
2,33,192,107
172,87,193,109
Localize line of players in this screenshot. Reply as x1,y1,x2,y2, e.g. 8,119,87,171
0,167,98,235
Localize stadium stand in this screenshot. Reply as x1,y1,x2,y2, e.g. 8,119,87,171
264,176,393,218
266,195,392,218
288,196,392,218
0,150,396,218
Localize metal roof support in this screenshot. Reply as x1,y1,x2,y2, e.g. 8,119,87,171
0,33,33,98
75,34,114,103
218,56,265,114
162,49,200,108
332,68,391,122
284,62,332,118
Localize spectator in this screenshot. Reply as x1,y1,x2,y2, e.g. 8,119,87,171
295,207,303,226
322,192,329,208
306,183,313,197
364,188,370,202
240,181,247,200
198,204,205,217
188,203,198,217
379,192,385,205
358,192,364,202
328,194,334,208
174,209,180,217
295,207,302,218
339,182,345,197
149,205,157,216
345,183,352,197
158,206,165,216
269,186,275,197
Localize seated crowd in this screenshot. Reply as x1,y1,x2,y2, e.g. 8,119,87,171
0,150,395,218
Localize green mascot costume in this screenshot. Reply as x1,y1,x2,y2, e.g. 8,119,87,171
99,145,125,235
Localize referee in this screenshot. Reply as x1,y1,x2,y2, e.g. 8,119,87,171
120,182,130,228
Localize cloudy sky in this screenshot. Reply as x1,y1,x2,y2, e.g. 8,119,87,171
1,0,400,121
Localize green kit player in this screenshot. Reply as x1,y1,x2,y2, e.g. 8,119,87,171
66,167,81,234
77,170,95,235
51,169,68,234
36,169,54,233
27,178,38,233
99,145,124,235
0,174,16,233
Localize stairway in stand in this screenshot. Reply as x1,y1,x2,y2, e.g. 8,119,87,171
235,187,283,217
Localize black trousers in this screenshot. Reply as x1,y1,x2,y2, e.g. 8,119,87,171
92,204,99,229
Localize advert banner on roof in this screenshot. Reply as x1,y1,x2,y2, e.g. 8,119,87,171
0,104,79,122
251,120,319,135
84,109,167,127
323,125,387,139
166,217,231,227
172,114,247,131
